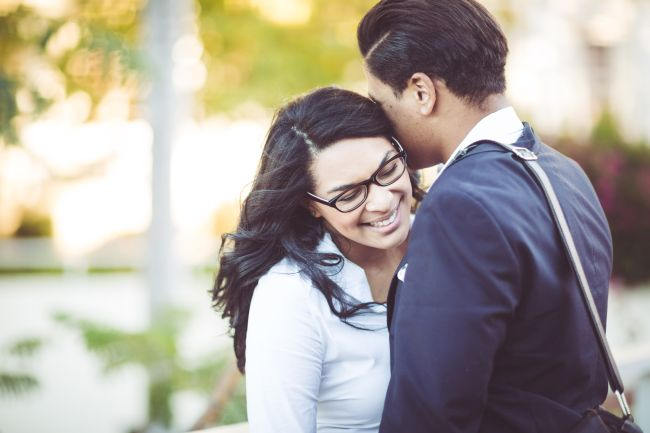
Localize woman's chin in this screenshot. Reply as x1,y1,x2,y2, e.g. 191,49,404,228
327,195,413,253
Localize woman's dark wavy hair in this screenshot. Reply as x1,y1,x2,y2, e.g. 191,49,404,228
212,86,424,373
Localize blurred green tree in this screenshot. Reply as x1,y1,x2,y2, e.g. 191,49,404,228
197,0,377,111
0,0,144,143
555,111,650,285
0,0,385,146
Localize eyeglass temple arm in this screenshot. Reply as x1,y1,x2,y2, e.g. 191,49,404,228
391,136,405,154
306,191,333,206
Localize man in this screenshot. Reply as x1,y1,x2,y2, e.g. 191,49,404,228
357,1,613,432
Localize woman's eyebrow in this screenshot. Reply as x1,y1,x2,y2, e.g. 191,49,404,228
326,150,394,194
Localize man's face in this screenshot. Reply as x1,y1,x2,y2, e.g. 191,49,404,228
366,70,437,169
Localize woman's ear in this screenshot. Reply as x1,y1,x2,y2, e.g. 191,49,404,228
408,72,436,116
307,202,322,219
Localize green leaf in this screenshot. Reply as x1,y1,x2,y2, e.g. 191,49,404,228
0,74,18,143
7,338,44,358
0,373,39,396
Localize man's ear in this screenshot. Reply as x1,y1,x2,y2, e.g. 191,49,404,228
408,72,436,115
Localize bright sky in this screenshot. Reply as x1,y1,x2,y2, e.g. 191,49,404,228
11,113,267,258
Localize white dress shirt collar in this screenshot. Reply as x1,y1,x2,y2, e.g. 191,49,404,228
436,106,524,178
316,231,372,300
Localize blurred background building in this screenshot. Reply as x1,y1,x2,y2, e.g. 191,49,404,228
0,0,649,432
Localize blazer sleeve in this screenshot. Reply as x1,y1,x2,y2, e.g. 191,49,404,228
245,271,324,433
379,188,521,433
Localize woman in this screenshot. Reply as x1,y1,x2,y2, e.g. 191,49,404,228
211,87,424,432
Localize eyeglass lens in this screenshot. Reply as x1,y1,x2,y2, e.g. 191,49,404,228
335,156,406,212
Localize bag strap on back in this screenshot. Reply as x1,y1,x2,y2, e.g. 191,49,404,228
466,139,632,419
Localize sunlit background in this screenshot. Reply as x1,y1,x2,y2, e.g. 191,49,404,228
1,0,649,432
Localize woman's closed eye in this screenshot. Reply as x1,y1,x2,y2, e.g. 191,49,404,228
377,160,398,180
338,186,365,203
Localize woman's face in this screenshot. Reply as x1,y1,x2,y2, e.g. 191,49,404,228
309,136,413,252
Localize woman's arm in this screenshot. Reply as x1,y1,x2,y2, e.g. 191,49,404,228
245,270,325,433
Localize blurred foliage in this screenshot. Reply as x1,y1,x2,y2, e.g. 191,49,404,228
555,111,650,285
0,74,19,143
0,0,144,143
0,337,44,397
0,0,383,145
197,0,377,111
54,308,246,431
217,378,247,425
14,210,52,237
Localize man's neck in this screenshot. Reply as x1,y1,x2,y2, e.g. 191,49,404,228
438,94,510,162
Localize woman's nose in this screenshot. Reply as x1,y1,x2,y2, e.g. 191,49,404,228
364,184,393,212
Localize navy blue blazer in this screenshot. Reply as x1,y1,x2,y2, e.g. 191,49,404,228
380,124,613,433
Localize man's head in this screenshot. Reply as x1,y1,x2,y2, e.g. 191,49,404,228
358,0,509,168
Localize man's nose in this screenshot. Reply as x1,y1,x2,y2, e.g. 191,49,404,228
364,184,393,213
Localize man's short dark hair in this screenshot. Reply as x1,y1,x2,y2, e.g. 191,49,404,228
358,0,508,105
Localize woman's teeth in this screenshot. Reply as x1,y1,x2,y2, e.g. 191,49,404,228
368,208,398,228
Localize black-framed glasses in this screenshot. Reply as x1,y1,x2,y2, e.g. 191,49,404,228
307,137,407,213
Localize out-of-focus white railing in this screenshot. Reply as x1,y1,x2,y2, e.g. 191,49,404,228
192,422,248,433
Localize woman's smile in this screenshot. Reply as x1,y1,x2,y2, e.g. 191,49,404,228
363,198,402,233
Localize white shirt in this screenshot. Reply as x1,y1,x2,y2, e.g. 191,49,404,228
434,106,524,180
245,232,390,433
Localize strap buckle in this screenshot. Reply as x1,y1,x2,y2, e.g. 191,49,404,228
511,146,538,161
615,390,633,418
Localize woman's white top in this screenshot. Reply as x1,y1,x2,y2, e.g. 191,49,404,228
245,232,390,433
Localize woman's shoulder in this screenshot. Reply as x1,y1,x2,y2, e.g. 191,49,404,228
248,258,324,344
254,233,340,299
252,258,316,308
